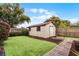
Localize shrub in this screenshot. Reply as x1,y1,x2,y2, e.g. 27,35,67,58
0,21,10,42
9,32,22,36
9,28,29,36
0,21,10,56
21,28,29,36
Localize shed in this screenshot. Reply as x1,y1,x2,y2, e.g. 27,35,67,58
27,22,56,38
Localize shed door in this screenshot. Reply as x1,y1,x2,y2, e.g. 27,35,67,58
49,26,55,37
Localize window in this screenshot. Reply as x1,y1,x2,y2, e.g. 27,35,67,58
29,28,31,31
37,26,40,31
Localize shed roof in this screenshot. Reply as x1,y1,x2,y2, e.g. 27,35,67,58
27,22,51,28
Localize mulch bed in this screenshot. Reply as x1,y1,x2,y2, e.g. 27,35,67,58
29,36,63,44
69,40,79,56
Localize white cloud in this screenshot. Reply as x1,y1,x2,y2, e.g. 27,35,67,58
29,8,58,20
32,15,50,20
68,18,78,23
29,8,38,13
16,8,58,28
29,8,48,14
16,22,28,28
28,8,58,15
17,8,79,28
16,14,52,28
38,8,48,14
28,8,58,23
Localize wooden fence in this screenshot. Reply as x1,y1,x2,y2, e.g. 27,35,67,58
10,28,22,33
57,28,79,37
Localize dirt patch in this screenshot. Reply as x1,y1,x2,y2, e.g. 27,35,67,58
29,36,63,44
69,40,79,56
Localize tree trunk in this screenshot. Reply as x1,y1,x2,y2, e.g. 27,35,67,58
0,43,5,56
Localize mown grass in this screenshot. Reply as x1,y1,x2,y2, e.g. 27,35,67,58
4,36,56,56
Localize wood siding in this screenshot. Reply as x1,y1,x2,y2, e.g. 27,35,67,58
29,23,56,38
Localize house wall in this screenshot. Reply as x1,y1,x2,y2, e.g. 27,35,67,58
29,23,56,38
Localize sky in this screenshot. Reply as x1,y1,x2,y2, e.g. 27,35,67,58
17,3,79,28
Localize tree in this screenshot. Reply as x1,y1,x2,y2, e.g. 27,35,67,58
75,21,79,26
0,3,30,27
44,16,70,28
59,20,70,28
44,16,61,27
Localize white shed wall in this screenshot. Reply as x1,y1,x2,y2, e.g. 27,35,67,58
29,23,56,38
44,23,56,38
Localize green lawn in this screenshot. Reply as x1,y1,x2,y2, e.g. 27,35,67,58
4,36,56,56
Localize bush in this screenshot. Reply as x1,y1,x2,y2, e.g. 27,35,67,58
0,21,10,56
0,21,10,42
57,33,65,37
9,32,22,36
21,28,29,36
9,28,29,37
